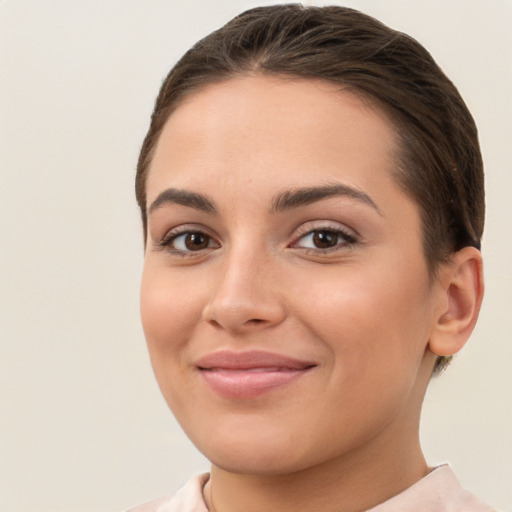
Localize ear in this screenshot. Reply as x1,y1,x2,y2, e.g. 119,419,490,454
428,246,484,357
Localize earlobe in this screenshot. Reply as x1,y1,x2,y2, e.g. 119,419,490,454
428,246,484,357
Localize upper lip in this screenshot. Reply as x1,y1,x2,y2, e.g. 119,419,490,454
195,350,317,370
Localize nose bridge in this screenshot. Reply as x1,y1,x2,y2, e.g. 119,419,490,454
202,239,285,332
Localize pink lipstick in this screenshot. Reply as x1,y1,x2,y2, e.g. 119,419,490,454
195,350,316,399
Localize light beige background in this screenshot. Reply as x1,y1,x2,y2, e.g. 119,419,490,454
1,1,510,511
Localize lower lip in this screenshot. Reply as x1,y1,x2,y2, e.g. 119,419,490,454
199,367,313,399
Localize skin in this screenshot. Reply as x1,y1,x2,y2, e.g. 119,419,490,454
140,75,482,512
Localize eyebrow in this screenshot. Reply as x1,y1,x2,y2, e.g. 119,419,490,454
271,184,382,215
148,188,216,214
147,183,381,216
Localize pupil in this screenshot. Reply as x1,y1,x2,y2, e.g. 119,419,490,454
313,230,338,248
185,232,209,250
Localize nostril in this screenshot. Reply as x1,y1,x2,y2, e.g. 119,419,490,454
202,295,286,332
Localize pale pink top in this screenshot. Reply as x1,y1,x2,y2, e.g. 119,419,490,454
127,465,496,512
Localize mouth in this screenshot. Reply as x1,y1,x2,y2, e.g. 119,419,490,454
195,350,317,399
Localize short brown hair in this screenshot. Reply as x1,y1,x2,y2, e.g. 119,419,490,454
136,4,484,374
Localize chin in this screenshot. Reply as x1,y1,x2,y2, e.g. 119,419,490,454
187,421,315,476
208,446,310,476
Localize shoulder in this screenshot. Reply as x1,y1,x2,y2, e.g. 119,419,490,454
425,465,496,512
368,465,497,512
126,473,210,512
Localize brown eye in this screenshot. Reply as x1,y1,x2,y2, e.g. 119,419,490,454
163,230,218,253
293,227,357,252
184,232,210,250
312,230,339,249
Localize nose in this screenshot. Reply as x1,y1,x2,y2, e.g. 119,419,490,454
202,250,286,334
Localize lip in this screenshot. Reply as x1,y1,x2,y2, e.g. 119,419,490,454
195,350,317,399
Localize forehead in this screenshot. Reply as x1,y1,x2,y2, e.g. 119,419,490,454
147,75,400,203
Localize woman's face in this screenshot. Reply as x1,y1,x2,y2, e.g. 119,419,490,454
141,75,442,475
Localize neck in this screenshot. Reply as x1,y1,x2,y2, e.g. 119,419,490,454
204,431,428,512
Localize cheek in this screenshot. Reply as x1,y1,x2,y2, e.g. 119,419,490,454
140,265,203,359
140,266,204,413
294,263,433,369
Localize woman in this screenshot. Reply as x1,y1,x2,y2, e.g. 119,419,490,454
130,5,492,511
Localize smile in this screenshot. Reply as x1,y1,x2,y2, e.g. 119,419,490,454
195,350,317,399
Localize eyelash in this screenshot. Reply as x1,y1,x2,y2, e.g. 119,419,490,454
157,223,358,257
157,226,220,257
289,224,358,253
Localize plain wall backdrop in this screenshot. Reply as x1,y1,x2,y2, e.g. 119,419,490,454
1,1,511,511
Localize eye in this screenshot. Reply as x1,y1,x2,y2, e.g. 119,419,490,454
292,227,356,251
160,229,220,254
